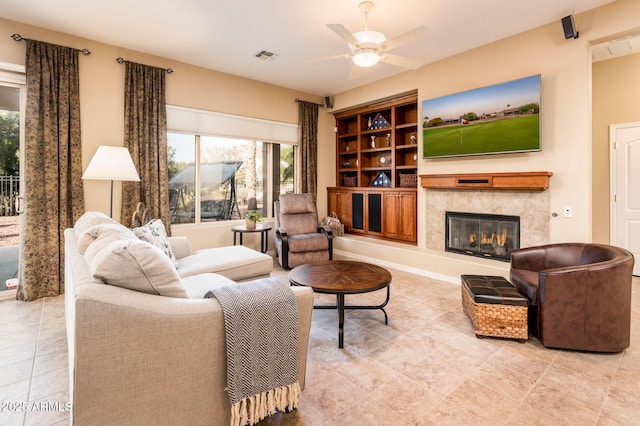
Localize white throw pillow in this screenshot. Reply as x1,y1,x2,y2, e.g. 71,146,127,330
89,238,189,298
79,222,136,256
133,219,178,268
84,227,137,267
74,211,117,254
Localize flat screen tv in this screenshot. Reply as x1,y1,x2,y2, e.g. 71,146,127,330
422,74,541,159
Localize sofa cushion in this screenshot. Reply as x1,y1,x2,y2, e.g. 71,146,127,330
181,273,237,299
133,219,178,268
89,238,189,298
74,211,118,254
176,245,273,281
79,222,136,255
278,194,316,215
287,233,329,253
85,227,137,267
278,213,318,236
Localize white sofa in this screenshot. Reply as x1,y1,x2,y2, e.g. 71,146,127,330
64,213,313,425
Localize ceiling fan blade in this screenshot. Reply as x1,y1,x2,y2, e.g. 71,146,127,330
304,53,351,63
382,26,427,51
327,24,361,47
380,53,423,70
348,65,362,80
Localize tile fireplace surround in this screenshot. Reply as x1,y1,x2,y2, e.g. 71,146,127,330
425,189,550,252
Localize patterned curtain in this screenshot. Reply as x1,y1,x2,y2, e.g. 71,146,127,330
298,101,319,198
120,62,170,231
18,40,85,301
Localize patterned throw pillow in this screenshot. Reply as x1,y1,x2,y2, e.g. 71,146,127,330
133,219,179,268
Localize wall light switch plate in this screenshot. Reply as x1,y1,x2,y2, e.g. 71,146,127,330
563,206,573,218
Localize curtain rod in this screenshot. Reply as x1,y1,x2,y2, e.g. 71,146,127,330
116,57,173,74
11,34,91,55
295,98,324,108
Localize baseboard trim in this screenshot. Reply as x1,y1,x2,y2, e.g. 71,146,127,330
333,248,461,285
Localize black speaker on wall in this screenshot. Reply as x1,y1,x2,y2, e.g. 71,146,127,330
561,15,579,39
324,96,333,109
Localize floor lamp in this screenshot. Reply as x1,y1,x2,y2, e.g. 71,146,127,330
82,146,140,218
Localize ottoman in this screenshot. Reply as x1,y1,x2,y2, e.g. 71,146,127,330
461,275,528,343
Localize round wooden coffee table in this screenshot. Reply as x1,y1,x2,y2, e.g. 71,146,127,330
288,260,391,348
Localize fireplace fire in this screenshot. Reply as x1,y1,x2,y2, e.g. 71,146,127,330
445,211,520,262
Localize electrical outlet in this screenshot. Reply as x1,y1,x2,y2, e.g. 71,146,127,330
563,206,573,218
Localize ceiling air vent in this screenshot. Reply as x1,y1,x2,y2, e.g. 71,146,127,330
255,50,278,61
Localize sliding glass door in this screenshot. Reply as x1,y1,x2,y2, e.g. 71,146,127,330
0,67,25,298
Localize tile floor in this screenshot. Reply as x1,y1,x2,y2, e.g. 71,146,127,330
0,261,638,425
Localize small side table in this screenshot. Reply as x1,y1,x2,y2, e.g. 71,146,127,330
231,223,272,253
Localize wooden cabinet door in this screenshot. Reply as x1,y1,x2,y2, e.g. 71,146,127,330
349,190,382,236
327,188,352,231
384,191,417,242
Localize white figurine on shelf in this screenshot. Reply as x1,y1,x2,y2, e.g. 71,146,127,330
370,135,376,148
410,132,417,144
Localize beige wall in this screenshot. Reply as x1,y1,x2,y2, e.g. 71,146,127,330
1,0,638,278
592,52,640,243
326,0,640,279
0,17,332,251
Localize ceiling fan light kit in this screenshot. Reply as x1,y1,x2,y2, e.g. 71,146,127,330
321,1,426,77
353,30,386,45
353,48,380,67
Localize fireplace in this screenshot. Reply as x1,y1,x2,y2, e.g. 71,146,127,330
445,211,520,262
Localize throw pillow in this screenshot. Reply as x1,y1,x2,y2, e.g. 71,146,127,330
133,219,178,268
78,222,135,255
89,238,189,298
84,227,136,267
74,211,117,254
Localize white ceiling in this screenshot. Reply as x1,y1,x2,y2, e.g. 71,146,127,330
2,0,617,96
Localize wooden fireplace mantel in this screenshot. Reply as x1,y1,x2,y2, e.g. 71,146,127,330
419,171,552,191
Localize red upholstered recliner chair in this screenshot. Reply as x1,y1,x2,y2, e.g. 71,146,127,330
510,243,634,352
274,193,333,269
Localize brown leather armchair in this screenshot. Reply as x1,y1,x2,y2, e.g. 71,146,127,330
274,193,333,269
510,243,634,352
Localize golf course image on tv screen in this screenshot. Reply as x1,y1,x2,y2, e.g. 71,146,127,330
423,75,541,158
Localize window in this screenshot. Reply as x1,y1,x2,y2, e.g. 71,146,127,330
167,106,297,225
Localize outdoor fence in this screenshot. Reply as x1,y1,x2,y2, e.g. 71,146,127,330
0,175,19,216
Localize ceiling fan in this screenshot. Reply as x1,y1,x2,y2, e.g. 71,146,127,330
312,1,426,80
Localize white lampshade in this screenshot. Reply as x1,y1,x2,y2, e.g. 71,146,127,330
82,146,140,182
82,146,140,217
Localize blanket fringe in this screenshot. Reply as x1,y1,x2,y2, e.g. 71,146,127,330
230,382,301,426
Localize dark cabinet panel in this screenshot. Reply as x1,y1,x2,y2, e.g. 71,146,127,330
352,192,364,231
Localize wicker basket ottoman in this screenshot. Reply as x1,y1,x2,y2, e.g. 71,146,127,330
461,275,528,343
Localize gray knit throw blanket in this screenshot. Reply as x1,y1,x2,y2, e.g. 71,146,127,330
206,278,301,426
